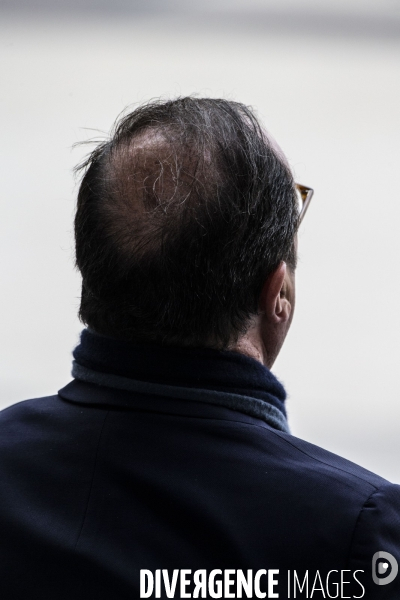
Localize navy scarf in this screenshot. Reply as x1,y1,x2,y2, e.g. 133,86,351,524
72,329,290,433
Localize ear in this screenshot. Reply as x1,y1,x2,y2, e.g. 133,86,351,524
259,261,293,324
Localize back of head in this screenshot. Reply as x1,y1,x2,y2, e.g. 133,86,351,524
74,97,298,348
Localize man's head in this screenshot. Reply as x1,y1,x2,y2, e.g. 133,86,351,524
74,97,298,365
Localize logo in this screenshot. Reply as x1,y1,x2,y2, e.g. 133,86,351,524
372,552,398,586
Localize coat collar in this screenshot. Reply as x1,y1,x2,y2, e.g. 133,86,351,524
62,329,290,433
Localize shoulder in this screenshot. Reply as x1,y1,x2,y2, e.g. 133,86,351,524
0,393,107,454
243,422,400,531
245,425,400,580
268,428,391,491
0,392,105,421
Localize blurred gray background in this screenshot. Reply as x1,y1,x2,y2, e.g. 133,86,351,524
1,0,400,481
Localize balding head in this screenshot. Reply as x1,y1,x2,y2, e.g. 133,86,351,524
74,97,298,348
98,125,221,261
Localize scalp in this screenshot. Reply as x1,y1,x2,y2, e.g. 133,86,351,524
97,125,221,261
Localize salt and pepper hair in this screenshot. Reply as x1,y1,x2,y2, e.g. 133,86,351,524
74,97,298,348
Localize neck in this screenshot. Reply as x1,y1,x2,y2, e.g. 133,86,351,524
231,315,273,369
232,335,267,367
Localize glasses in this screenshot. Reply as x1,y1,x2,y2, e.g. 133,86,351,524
295,183,314,225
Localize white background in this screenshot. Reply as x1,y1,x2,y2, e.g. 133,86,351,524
1,0,400,481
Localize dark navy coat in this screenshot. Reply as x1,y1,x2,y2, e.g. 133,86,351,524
0,331,399,599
